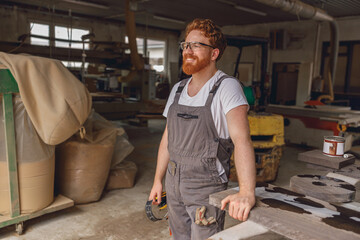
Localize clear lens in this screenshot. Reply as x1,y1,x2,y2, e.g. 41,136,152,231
180,42,187,50
180,41,214,50
192,42,201,49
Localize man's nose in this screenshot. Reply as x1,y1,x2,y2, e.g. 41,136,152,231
183,45,193,53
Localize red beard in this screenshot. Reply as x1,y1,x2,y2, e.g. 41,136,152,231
182,53,211,75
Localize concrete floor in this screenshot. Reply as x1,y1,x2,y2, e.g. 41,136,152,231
0,119,330,240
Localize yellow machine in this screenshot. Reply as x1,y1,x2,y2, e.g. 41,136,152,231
230,111,285,182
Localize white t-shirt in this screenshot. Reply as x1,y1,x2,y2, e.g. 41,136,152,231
163,70,249,138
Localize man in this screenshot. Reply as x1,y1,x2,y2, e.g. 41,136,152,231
148,18,256,240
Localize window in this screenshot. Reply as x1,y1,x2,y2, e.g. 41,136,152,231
125,36,144,54
30,22,90,49
147,39,165,72
125,36,166,73
55,26,90,49
61,61,89,69
30,23,49,46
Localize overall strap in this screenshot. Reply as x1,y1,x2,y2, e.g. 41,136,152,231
205,74,234,107
174,78,190,104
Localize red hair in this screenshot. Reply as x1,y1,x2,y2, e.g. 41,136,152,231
185,18,227,61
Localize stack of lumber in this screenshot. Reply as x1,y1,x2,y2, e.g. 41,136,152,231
297,149,360,203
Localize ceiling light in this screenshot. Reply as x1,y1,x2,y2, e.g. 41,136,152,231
153,15,185,25
62,0,109,9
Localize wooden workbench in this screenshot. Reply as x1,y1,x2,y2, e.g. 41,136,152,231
209,184,360,240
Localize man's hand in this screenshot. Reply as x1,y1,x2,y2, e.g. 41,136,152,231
220,192,255,221
148,182,163,205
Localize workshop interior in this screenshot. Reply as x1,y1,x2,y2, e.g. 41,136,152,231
0,0,360,239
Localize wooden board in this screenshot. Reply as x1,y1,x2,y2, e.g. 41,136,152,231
209,184,360,240
298,149,355,169
330,160,360,179
290,175,355,203
326,160,360,202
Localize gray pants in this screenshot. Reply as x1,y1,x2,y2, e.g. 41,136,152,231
166,159,227,240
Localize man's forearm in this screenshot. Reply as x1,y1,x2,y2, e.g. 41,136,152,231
153,126,170,184
234,139,256,194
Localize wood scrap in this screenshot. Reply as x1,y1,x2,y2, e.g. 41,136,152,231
298,149,355,169
326,161,360,202
290,175,355,203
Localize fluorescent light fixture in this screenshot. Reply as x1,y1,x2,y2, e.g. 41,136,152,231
216,0,267,16
62,0,109,9
153,15,185,25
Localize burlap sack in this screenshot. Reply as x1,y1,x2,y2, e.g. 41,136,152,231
55,111,117,204
110,122,134,169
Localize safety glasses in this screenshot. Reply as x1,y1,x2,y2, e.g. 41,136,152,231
180,41,216,51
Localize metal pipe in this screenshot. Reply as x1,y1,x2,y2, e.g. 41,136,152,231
312,23,321,79
254,0,338,85
329,20,339,86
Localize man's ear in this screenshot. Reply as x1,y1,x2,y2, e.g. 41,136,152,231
211,48,220,61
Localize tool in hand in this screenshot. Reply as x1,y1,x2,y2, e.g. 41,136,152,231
145,191,168,221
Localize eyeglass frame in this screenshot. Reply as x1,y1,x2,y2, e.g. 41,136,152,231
180,41,216,51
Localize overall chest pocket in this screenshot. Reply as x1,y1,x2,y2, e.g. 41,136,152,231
169,111,210,155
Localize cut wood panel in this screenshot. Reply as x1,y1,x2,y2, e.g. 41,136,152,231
290,175,355,203
327,161,360,202
329,160,360,179
209,184,360,240
298,149,355,169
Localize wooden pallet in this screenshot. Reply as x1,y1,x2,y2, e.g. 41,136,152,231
0,195,74,232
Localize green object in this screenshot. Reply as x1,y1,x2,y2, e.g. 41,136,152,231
0,69,20,218
243,86,255,105
0,70,19,93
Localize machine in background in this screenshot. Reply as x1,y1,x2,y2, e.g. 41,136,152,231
225,36,285,183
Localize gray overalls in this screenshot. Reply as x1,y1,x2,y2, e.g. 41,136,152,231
166,75,234,240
